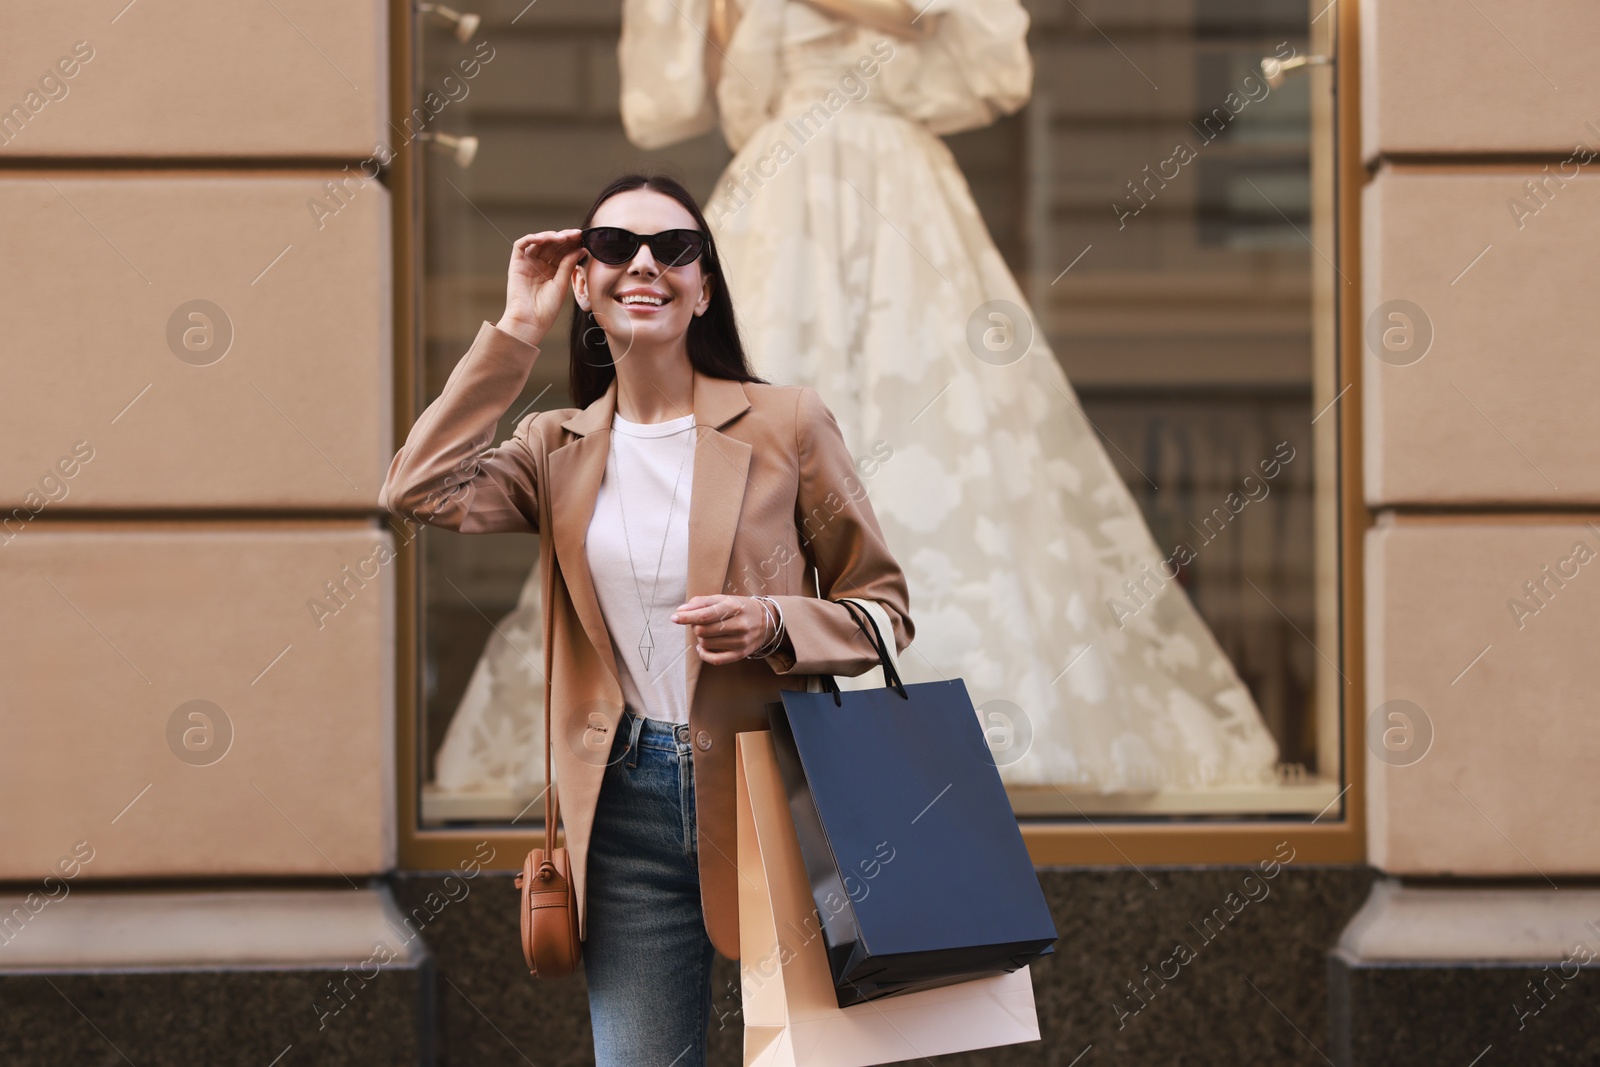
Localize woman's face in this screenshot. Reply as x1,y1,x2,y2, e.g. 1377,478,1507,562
572,189,713,357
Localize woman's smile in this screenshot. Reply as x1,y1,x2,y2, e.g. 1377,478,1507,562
615,286,673,312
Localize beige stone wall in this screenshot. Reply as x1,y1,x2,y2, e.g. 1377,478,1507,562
2,526,394,877
1361,0,1600,158
1362,169,1600,504
1366,518,1600,874
0,2,394,880
1361,0,1600,874
0,5,385,157
0,176,391,508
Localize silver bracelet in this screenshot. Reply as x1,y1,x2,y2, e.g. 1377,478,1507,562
745,597,777,659
748,597,781,658
761,596,786,654
746,595,786,659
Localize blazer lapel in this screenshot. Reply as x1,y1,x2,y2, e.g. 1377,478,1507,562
550,392,621,695
683,375,752,713
551,368,753,712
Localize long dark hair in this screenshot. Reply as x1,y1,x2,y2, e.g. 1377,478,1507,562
569,173,765,408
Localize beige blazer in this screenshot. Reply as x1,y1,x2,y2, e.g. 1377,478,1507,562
379,321,914,959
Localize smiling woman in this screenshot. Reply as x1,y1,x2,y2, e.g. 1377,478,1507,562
548,178,765,418
379,172,913,1067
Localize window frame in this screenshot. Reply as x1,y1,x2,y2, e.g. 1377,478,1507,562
387,0,1369,871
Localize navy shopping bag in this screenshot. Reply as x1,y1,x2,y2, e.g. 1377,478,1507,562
766,599,1058,1009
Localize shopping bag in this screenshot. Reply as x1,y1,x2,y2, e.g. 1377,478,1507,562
736,729,1042,1067
770,598,1058,1007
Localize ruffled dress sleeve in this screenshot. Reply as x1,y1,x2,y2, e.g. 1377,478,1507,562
618,0,1034,151
618,0,720,149
876,0,1034,135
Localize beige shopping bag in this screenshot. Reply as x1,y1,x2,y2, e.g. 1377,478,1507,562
736,730,1043,1067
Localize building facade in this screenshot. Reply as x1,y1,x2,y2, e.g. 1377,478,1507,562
2,1,1597,1063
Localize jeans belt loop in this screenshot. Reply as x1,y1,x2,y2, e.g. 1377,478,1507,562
624,708,645,769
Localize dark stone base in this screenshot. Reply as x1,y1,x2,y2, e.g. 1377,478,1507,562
0,865,1376,1065
1329,952,1600,1066
394,863,1374,1066
0,963,432,1067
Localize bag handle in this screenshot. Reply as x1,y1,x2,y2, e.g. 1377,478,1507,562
839,599,907,694
816,597,909,704
840,597,901,678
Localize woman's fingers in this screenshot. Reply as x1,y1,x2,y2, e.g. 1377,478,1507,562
513,228,580,248
681,594,767,664
694,621,751,646
515,229,582,257
530,233,582,268
670,595,732,625
500,230,583,334
512,230,583,276
674,597,749,632
675,595,763,658
530,246,586,317
695,642,745,665
553,244,584,280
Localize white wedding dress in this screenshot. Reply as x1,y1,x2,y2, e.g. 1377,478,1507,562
430,0,1279,799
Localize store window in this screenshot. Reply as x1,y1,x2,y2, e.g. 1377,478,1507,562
398,0,1350,851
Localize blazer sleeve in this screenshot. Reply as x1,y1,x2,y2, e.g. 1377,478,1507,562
377,321,545,535
763,386,915,678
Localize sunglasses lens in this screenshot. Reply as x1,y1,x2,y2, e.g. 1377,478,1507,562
581,228,706,267
583,228,638,265
652,231,705,267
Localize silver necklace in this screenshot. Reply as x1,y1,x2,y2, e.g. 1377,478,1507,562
609,419,695,670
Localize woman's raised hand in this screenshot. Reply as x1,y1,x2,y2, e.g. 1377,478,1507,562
496,229,585,348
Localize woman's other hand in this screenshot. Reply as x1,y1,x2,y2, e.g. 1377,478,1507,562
672,595,774,665
497,229,586,348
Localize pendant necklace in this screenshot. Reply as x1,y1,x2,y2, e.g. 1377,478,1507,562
609,419,694,671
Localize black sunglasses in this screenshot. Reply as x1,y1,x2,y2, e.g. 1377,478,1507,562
580,226,708,268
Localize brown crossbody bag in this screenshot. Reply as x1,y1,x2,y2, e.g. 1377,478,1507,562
513,463,581,978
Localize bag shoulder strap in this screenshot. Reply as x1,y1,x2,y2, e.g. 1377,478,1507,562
540,457,560,847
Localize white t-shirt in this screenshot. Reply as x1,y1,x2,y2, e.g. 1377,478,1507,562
585,411,696,725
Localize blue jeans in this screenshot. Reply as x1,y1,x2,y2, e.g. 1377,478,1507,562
582,708,718,1066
